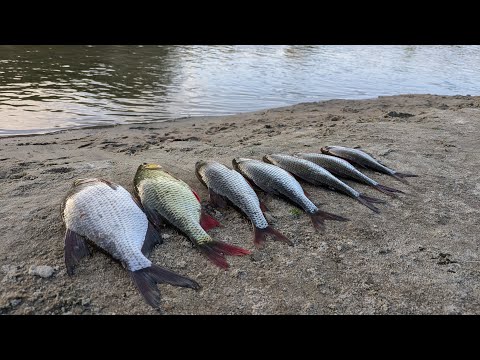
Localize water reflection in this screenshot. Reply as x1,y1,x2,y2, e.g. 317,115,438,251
1,45,479,135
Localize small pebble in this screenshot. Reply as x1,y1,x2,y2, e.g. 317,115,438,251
28,265,55,278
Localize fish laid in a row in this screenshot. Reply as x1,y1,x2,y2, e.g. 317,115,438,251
264,154,386,213
195,160,292,247
232,158,349,231
62,178,200,309
133,163,250,269
62,144,417,310
321,146,418,184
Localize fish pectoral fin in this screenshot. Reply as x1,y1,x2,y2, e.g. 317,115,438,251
141,223,163,257
64,228,90,276
259,200,269,213
208,190,228,209
130,264,201,309
200,210,222,231
142,204,166,229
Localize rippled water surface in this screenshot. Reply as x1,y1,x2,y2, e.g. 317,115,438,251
1,45,479,135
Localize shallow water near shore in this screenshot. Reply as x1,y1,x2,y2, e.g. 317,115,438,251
1,45,480,135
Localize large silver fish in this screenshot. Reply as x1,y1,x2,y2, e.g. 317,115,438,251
133,163,250,270
321,146,418,184
62,178,200,309
297,153,404,197
232,157,349,231
195,161,292,247
263,154,385,213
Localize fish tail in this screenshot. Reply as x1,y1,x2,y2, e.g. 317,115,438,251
392,172,418,184
373,183,405,197
357,194,385,213
198,241,251,269
309,210,349,232
130,264,200,309
253,226,293,247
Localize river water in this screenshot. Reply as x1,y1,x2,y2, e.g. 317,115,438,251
1,45,479,136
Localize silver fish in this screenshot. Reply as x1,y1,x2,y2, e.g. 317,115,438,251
321,146,418,184
297,153,404,197
62,178,200,309
195,161,292,247
263,154,385,213
232,157,348,231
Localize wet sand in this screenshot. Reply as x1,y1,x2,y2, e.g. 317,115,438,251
1,94,479,315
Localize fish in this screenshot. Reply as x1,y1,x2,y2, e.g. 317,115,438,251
297,153,404,197
133,163,250,270
321,146,418,184
195,160,292,247
232,157,349,231
263,154,385,213
62,178,200,309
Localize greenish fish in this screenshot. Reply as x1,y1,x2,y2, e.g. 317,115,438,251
134,163,250,269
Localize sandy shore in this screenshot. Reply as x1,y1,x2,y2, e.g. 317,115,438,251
1,94,479,315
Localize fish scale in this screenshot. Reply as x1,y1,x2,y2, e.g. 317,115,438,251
196,160,292,246
265,154,360,197
234,158,318,214
134,163,251,269
197,161,268,229
233,158,349,231
62,178,200,309
63,180,150,271
137,176,210,244
264,154,385,213
298,153,379,186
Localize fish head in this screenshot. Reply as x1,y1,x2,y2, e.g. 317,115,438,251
231,157,252,171
262,154,275,165
320,146,333,155
195,160,210,187
134,163,164,185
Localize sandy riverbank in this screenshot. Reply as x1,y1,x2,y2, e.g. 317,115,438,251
1,94,479,314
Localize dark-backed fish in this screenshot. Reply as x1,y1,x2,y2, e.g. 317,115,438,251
195,160,292,247
263,154,385,213
232,157,348,231
298,153,403,197
321,145,418,184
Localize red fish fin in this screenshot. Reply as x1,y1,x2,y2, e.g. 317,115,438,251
141,223,163,257
200,210,222,231
392,172,418,184
130,264,200,309
209,190,228,209
253,226,293,247
191,189,201,202
357,194,384,213
64,229,90,276
309,210,349,232
259,201,269,213
373,183,405,197
198,241,251,269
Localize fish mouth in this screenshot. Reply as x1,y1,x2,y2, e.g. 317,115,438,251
231,158,241,171
320,146,331,154
141,163,162,170
263,155,273,164
195,160,208,187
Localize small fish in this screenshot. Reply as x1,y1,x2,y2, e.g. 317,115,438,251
263,154,385,213
62,178,200,309
195,160,292,247
321,146,418,184
134,163,250,270
232,157,349,231
297,153,404,197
